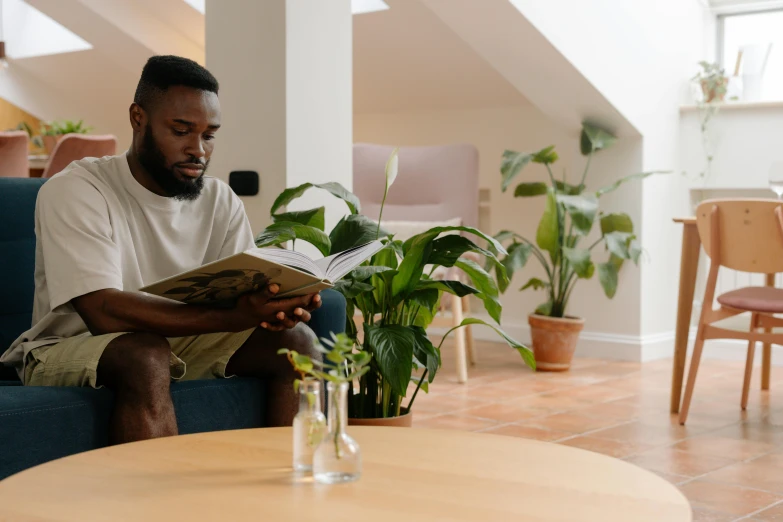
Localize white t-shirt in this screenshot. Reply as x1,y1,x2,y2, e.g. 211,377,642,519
0,152,255,378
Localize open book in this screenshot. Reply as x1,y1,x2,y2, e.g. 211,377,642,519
140,240,385,305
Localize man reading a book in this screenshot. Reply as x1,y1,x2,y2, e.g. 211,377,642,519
0,56,323,443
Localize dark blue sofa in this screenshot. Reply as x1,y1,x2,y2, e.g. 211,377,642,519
0,177,345,480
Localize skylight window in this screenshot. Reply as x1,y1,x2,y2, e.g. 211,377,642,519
2,0,92,60
182,0,389,16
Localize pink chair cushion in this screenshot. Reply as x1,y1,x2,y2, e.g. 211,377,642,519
717,286,783,313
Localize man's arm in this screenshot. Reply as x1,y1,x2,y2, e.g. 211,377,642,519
72,285,320,337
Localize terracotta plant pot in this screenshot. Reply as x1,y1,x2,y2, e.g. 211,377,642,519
348,410,412,427
528,314,585,372
701,78,728,103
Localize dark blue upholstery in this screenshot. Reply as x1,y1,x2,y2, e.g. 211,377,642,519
0,177,346,480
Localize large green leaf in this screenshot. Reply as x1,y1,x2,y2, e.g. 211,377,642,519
392,233,435,299
329,214,389,254
596,171,665,197
372,243,400,269
514,182,548,197
536,189,559,258
557,194,599,236
455,258,502,323
600,213,634,234
271,207,325,230
501,150,533,193
409,288,440,311
348,266,394,281
427,235,494,268
404,226,507,256
580,122,617,156
604,231,633,260
416,279,478,297
255,222,331,256
563,247,595,279
271,182,361,215
411,326,440,381
597,261,619,298
520,277,549,291
333,279,375,299
364,324,415,398
499,242,533,293
442,318,535,370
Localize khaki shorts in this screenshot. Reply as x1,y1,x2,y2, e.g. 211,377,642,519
24,329,256,388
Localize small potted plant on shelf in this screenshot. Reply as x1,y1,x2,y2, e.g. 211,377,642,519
37,119,91,153
489,122,662,371
260,150,535,425
692,61,728,104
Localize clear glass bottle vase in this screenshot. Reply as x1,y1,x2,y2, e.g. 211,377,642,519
292,380,326,472
313,381,361,484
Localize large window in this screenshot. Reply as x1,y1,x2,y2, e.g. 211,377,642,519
720,9,783,101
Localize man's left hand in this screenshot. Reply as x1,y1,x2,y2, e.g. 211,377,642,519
260,293,322,332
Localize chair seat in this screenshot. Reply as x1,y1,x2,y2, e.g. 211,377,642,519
717,286,783,313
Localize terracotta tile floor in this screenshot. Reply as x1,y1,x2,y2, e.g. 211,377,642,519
413,340,783,521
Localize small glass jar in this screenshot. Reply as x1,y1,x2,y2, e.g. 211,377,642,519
313,381,361,484
292,380,326,472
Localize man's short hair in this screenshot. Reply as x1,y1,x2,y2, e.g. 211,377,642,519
134,55,219,109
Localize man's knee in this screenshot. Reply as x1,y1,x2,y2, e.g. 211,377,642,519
283,324,319,359
99,333,171,391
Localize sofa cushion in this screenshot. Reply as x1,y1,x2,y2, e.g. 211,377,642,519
0,378,265,479
0,178,45,356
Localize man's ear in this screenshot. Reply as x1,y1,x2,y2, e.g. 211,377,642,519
129,103,145,131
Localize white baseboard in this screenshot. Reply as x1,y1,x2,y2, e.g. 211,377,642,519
432,314,783,366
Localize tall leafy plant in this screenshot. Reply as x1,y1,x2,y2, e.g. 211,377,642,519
492,122,663,318
258,151,535,418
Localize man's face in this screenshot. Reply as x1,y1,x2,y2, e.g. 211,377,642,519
136,86,221,201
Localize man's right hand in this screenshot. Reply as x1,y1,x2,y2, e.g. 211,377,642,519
234,284,321,332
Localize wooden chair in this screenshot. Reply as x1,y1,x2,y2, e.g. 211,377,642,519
353,143,480,383
679,199,783,425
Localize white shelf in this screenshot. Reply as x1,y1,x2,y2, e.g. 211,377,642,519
680,100,783,112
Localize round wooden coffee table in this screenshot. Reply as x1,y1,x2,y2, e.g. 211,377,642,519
0,427,691,521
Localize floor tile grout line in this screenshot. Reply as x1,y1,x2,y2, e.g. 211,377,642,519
733,498,783,521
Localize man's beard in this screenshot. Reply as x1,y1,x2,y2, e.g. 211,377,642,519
138,126,207,201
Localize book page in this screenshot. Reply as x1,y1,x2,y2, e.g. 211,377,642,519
319,240,386,282
249,248,323,278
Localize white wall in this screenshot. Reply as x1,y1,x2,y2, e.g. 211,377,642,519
681,106,783,191
507,0,712,357
355,105,647,358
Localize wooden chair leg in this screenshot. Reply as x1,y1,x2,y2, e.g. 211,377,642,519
462,295,477,366
451,295,468,384
679,327,707,425
742,313,759,410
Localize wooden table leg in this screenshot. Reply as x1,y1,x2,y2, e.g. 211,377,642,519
762,273,775,391
671,223,701,414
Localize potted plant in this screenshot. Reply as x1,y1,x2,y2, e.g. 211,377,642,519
38,119,91,153
692,61,728,104
490,122,660,371
258,150,535,425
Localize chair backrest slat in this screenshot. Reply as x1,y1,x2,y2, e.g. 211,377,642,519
696,198,783,274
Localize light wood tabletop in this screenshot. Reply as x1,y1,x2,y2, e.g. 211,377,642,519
0,427,691,521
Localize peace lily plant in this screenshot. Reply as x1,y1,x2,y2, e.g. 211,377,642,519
258,150,534,419
490,122,662,370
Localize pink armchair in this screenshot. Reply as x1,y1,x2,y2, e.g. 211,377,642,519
43,134,118,178
0,131,30,178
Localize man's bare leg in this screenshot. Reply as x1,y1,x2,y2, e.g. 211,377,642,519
225,324,319,426
97,333,178,444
